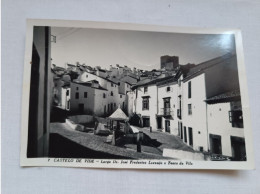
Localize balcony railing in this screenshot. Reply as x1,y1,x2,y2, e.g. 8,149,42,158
177,109,182,119
161,108,173,116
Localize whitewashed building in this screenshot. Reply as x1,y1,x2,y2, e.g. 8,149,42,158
177,53,240,152
71,71,128,116
157,78,179,135
132,53,245,159
60,86,70,111
205,90,245,160
70,80,108,116
133,78,158,129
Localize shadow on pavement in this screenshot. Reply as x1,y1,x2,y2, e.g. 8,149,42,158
49,133,131,159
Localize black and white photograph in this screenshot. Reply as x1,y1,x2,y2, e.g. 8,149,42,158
20,20,254,169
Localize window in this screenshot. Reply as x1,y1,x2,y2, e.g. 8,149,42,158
188,104,192,115
142,97,149,110
120,95,122,98
118,82,120,86
66,90,69,96
144,86,148,93
75,92,79,99
84,92,88,98
111,91,113,96
86,75,88,78
111,83,113,87
166,86,171,92
103,93,106,98
76,87,79,91
229,110,243,128
188,81,191,98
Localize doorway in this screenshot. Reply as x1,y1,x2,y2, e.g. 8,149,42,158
180,123,183,139
188,127,193,146
142,117,150,127
231,136,246,161
210,134,222,154
157,117,162,129
184,127,187,143
165,120,170,133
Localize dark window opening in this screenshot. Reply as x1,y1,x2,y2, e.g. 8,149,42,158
142,97,149,110
229,110,243,128
75,92,79,99
188,81,191,98
188,104,192,115
84,92,88,98
144,86,148,93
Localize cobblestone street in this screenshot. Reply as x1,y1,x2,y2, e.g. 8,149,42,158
50,122,169,159
50,122,195,159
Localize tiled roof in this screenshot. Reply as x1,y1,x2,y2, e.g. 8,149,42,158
108,107,129,121
120,76,138,85
72,81,107,91
205,89,241,104
132,75,176,89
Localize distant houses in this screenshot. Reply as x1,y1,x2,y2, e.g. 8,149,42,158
51,63,140,116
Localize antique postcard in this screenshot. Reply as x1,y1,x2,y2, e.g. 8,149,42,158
20,19,254,169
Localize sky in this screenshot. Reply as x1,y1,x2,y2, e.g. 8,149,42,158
50,27,236,71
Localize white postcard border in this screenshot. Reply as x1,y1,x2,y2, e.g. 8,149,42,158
20,19,255,170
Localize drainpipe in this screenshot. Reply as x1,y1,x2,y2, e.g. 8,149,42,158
206,103,210,153
156,85,158,115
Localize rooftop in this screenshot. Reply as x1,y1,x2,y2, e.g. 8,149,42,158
184,53,236,81
205,89,241,104
109,107,129,121
72,80,107,91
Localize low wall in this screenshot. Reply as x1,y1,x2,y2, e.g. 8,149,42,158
163,149,205,161
66,119,85,132
68,115,94,124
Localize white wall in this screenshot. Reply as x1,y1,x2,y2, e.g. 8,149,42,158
207,102,245,157
78,71,107,89
135,84,157,130
70,82,95,114
158,82,179,135
60,87,70,110
182,74,208,151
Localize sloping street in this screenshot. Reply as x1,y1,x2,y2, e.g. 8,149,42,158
50,122,195,159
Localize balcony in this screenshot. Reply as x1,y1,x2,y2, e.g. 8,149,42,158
177,109,182,119
161,108,173,117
